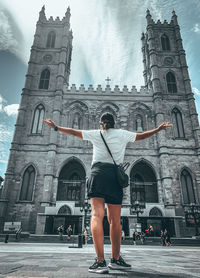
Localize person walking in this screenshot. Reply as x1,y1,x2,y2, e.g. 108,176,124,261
165,229,171,246
66,224,72,240
140,231,145,245
133,231,137,245
43,113,172,274
83,227,89,245
121,230,125,241
57,225,64,241
161,229,166,246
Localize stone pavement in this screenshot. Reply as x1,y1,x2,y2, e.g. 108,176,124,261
0,243,199,278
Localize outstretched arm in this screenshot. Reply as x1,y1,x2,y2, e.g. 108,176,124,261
135,122,172,141
43,119,83,139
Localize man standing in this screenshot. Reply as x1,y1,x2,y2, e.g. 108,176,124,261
43,113,172,274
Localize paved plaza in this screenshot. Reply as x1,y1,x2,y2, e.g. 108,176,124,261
0,243,199,278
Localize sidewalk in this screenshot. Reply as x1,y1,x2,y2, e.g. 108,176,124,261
0,243,200,278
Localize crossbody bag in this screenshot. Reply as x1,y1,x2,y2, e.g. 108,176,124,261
100,131,130,188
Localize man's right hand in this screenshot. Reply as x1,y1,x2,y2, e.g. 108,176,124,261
43,119,56,129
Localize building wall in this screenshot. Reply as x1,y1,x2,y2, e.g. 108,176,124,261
0,8,199,237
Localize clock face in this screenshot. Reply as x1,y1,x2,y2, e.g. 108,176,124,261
164,57,173,66
43,54,52,63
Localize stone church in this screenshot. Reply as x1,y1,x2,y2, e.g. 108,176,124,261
0,6,200,237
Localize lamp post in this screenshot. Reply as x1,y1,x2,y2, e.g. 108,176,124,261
130,200,145,221
80,198,91,230
184,203,200,236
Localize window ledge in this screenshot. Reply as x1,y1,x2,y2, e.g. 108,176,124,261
172,137,188,141
16,201,34,204
27,134,44,137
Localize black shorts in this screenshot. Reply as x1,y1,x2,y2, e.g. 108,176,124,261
87,162,123,205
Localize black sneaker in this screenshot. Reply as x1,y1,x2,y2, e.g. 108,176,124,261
88,258,109,274
108,256,132,270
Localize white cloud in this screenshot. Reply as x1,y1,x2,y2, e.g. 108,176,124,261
192,23,200,33
193,87,200,96
4,104,19,116
0,94,19,116
0,95,6,111
0,10,19,54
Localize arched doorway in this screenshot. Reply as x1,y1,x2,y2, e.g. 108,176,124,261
57,158,86,204
130,160,158,204
147,207,163,236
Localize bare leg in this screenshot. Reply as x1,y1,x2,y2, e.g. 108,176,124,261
107,204,122,260
90,198,105,262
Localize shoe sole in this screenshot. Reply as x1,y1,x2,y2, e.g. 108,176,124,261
108,263,132,270
88,268,109,274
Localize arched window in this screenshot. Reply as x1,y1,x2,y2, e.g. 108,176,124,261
166,72,177,93
172,108,185,138
149,207,162,217
161,34,170,51
19,165,35,201
46,31,56,48
130,161,158,204
58,205,71,215
39,69,50,90
57,160,86,202
181,169,196,204
31,104,45,134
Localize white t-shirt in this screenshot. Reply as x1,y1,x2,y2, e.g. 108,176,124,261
82,129,136,165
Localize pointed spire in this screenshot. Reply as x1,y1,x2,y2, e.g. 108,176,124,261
39,5,46,22
146,9,153,25
171,9,178,25
65,6,71,22
146,9,151,16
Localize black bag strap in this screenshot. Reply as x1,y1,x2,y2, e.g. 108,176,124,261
100,131,117,166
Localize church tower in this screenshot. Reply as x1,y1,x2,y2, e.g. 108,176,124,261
142,10,200,235
0,6,73,232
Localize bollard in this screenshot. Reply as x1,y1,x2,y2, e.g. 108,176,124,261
78,234,83,248
4,234,9,243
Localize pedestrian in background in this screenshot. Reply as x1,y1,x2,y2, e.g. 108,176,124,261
121,230,125,241
161,229,166,246
58,225,64,241
133,231,137,245
66,224,72,240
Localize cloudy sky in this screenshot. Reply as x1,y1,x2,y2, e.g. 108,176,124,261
0,0,200,178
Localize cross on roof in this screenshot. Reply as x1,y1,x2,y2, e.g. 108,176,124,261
105,76,111,86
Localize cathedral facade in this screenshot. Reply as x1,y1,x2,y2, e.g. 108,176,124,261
0,7,200,237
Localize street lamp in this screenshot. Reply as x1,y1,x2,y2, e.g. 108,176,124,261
80,198,91,230
183,203,200,236
130,200,145,220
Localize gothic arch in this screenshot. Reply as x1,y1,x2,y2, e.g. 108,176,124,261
166,71,177,93
129,102,152,115
57,205,72,215
130,158,158,179
130,159,158,204
31,103,45,134
149,207,163,217
96,102,120,118
128,102,152,132
179,167,196,204
161,33,170,51
19,164,37,201
171,107,185,138
39,68,50,90
65,100,89,112
46,30,56,48
56,156,86,178
56,157,86,202
65,101,89,129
